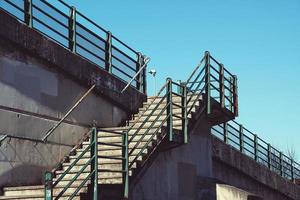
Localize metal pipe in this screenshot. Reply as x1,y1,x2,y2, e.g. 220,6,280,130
121,56,150,93
42,84,96,142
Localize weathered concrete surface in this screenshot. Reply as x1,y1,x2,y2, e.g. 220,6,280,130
212,137,300,200
0,8,146,187
0,8,146,113
130,115,213,200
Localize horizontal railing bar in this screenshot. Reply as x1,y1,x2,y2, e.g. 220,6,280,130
98,142,124,148
209,64,219,74
76,43,107,63
3,0,24,12
57,0,72,9
32,16,69,41
99,169,127,173
98,155,125,160
76,21,106,43
112,45,138,64
97,129,125,135
111,35,138,55
76,10,107,33
111,65,139,82
112,54,137,72
172,114,184,120
32,4,69,29
172,102,184,109
171,92,183,98
76,33,106,53
209,55,234,77
39,0,69,19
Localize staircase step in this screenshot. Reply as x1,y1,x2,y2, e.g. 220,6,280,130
2,184,85,199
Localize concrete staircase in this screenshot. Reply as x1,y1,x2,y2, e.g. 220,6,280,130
0,94,203,200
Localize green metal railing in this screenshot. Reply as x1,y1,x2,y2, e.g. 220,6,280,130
126,51,238,172
0,0,147,93
127,78,189,170
44,127,129,199
186,51,238,117
212,120,300,182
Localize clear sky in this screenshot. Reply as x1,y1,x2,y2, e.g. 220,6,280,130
65,0,300,158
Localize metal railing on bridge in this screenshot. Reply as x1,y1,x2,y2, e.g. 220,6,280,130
212,120,300,182
0,0,147,93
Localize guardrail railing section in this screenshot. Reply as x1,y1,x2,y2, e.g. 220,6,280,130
212,120,300,182
44,127,129,199
0,0,146,93
207,53,238,116
185,51,238,117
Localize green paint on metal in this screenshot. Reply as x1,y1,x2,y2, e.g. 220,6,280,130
122,131,129,198
106,31,112,73
44,171,53,200
181,83,188,144
254,134,258,162
224,123,228,144
68,7,76,52
239,124,244,153
205,51,211,115
233,75,238,116
166,78,173,141
219,64,225,108
24,0,33,27
91,127,98,200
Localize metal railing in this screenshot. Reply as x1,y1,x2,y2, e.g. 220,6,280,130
127,78,189,170
186,51,238,117
0,0,147,93
212,120,300,181
44,127,129,199
126,51,238,172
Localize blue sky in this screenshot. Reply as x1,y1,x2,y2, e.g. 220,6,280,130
65,0,300,158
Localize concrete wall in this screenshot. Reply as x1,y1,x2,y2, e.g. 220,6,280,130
212,137,300,200
129,114,300,200
0,8,146,187
131,115,213,200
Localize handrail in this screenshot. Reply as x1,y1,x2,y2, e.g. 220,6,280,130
212,120,300,181
42,84,95,142
0,0,147,93
44,127,129,199
121,56,151,93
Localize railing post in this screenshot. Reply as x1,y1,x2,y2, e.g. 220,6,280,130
44,171,53,200
233,75,238,116
279,152,283,177
91,127,98,200
142,55,147,94
105,31,112,73
136,53,143,92
223,122,228,144
291,159,294,182
254,134,258,162
68,6,76,52
122,131,129,198
24,0,33,27
229,77,234,113
166,78,173,142
205,51,211,115
219,64,225,108
239,124,244,153
181,83,188,144
267,144,271,169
